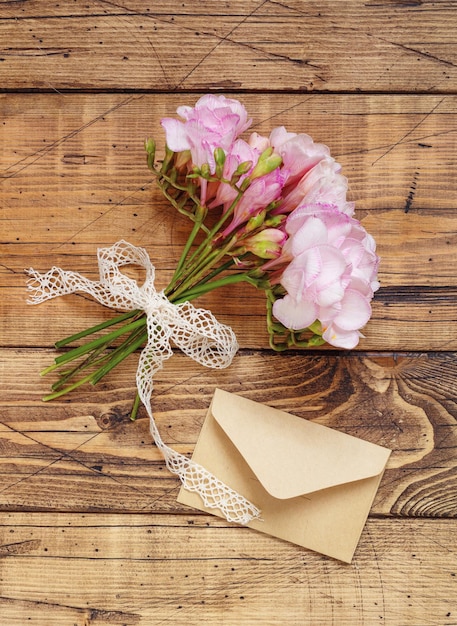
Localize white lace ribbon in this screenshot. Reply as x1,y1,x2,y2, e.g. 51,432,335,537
27,240,260,524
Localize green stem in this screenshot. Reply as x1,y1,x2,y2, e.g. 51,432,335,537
130,392,141,421
170,237,237,301
175,257,235,294
41,317,147,375
90,328,148,385
174,272,257,303
174,189,243,283
166,206,206,293
55,309,141,348
42,371,96,401
51,341,114,391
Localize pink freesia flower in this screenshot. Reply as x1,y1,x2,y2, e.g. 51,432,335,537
275,157,355,216
220,167,288,238
208,137,287,238
272,203,379,348
269,126,331,187
248,131,271,153
161,94,252,173
210,138,260,209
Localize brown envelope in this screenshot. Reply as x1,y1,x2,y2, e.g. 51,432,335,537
177,388,391,562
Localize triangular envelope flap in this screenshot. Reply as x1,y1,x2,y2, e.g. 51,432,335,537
211,389,391,500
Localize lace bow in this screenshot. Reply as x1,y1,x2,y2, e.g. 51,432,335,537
27,240,260,524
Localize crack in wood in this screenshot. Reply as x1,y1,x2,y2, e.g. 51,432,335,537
0,595,141,623
0,539,41,556
404,169,420,213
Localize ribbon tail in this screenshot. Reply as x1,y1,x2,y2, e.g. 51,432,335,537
137,332,261,526
26,267,93,304
148,418,261,525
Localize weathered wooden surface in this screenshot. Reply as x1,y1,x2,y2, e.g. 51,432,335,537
0,1,456,93
1,1,457,624
0,514,455,626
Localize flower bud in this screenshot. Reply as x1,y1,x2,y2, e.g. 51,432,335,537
214,147,226,178
145,137,156,158
200,163,211,179
186,165,201,179
250,147,282,180
243,228,286,259
264,214,286,228
245,209,266,232
231,160,253,185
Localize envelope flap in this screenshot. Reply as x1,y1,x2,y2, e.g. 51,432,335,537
211,389,391,499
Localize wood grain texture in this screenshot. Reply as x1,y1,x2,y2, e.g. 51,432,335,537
0,513,456,626
1,349,456,519
0,1,456,92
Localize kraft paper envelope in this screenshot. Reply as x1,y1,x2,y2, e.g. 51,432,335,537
178,388,391,562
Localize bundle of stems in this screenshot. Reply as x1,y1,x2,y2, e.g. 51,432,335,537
40,142,304,417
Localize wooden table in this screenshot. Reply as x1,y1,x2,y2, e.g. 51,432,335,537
1,2,456,624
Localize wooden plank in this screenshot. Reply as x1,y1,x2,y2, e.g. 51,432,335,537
0,512,456,625
1,93,456,213
1,349,456,517
0,1,456,92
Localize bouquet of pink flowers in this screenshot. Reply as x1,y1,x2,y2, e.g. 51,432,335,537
28,94,379,413
27,94,380,523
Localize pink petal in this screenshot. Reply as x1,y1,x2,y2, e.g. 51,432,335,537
273,294,318,330
332,289,371,331
289,217,327,255
316,280,346,307
322,325,361,349
314,245,348,286
282,248,323,295
160,118,190,151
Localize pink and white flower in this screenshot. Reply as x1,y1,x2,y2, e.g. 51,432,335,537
276,157,355,216
159,94,380,349
208,137,287,237
161,94,252,173
268,126,331,187
210,138,260,209
272,203,379,348
220,167,287,238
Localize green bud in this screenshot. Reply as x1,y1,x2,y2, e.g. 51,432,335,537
214,147,226,178
200,163,211,179
264,214,286,228
245,209,266,232
230,160,253,185
243,228,285,259
145,137,155,156
250,147,282,179
145,138,156,170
